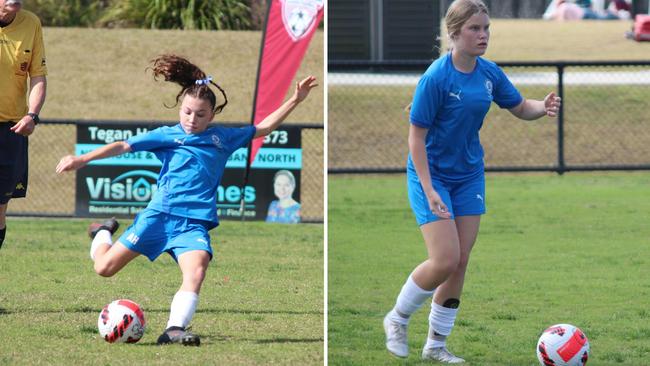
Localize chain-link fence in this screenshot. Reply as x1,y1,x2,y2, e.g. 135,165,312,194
8,120,323,223
328,60,650,173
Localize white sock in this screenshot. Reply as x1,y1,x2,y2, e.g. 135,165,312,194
389,275,434,325
166,291,199,329
425,302,459,349
90,229,113,260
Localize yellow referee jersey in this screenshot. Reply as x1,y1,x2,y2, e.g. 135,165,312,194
0,9,47,122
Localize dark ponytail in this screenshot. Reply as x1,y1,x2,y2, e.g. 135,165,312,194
149,54,228,114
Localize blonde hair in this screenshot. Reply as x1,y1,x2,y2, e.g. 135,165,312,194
444,0,489,49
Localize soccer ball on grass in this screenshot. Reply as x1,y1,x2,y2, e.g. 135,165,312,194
97,299,146,343
536,323,589,366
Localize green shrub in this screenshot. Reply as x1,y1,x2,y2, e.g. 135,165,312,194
23,0,110,27
99,0,251,30
24,0,253,30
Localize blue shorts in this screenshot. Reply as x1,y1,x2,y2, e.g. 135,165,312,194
407,168,486,226
117,209,213,262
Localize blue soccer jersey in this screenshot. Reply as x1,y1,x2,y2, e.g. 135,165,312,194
126,124,256,228
408,53,523,181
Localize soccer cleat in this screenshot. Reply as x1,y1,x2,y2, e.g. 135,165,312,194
422,346,465,363
88,217,120,239
157,326,200,346
383,313,409,358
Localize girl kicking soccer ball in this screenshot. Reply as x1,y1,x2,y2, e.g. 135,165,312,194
56,54,317,346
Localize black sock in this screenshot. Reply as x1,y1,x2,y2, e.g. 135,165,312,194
0,226,5,249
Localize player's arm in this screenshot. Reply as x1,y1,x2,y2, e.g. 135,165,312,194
10,76,47,136
56,141,132,173
408,124,451,219
508,92,561,120
254,76,318,138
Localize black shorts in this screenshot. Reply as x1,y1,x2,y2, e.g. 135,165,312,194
0,122,29,204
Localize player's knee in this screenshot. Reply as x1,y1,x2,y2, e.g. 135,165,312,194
435,251,460,275
184,266,207,286
455,250,471,270
94,261,116,277
424,257,457,280
439,257,460,277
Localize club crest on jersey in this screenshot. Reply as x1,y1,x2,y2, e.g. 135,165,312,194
485,79,493,96
281,0,323,41
211,134,224,149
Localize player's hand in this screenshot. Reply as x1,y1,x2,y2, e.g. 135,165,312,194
56,155,86,173
426,190,451,219
544,92,561,117
293,76,318,103
10,115,36,136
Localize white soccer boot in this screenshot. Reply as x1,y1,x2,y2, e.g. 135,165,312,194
422,346,465,363
383,313,409,357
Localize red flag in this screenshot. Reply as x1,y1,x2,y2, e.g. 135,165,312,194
249,0,323,162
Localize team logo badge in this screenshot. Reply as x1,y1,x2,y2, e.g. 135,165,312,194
485,79,493,96
281,0,324,41
211,134,224,149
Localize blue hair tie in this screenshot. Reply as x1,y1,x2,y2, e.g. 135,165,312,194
195,76,213,85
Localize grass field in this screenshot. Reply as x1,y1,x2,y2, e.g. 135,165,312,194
0,219,323,365
458,20,649,62
328,173,650,365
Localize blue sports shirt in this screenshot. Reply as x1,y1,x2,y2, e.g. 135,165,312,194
408,53,523,181
127,124,256,228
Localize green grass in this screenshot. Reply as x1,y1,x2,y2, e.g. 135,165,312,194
0,219,323,365
328,173,650,365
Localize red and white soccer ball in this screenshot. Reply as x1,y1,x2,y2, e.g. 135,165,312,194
536,324,589,366
97,299,146,343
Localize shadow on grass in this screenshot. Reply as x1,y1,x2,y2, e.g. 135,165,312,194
195,308,322,316
254,337,323,344
132,336,324,347
0,306,321,316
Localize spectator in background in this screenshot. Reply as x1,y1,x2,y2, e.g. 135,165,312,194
608,0,632,19
0,0,48,251
546,0,623,20
553,0,587,20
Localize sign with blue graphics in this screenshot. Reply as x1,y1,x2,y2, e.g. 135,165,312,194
75,122,302,222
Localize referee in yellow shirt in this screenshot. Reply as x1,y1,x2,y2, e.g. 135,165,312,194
0,0,47,250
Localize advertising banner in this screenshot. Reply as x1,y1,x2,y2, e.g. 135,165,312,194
74,123,301,222
249,0,324,161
